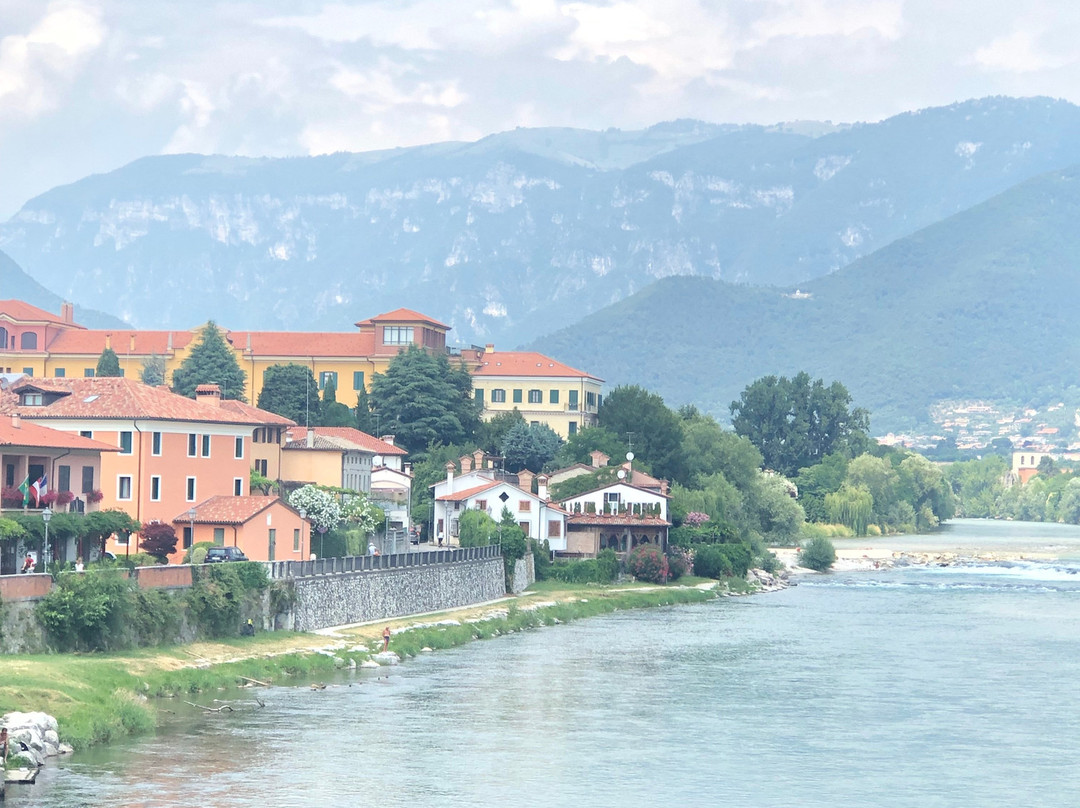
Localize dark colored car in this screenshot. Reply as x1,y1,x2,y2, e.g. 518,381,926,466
204,546,249,563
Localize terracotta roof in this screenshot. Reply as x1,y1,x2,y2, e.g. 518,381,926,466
566,513,670,527
229,331,376,357
284,427,406,455
0,377,267,425
471,351,602,380
0,417,118,452
435,481,501,501
355,308,449,329
173,495,292,525
217,399,296,426
46,329,193,354
0,300,83,328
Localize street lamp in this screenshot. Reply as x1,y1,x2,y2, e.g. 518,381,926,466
187,507,197,552
41,506,52,569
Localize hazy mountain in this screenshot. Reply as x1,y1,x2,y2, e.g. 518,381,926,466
3,97,1080,347
0,248,127,329
531,165,1080,430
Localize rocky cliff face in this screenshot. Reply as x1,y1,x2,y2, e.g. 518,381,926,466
4,97,1080,345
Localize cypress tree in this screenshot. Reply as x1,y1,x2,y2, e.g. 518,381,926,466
171,322,247,401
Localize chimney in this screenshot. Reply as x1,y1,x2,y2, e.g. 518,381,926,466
105,333,112,350
381,434,395,446
167,332,174,351
484,343,495,354
306,429,315,448
60,301,74,323
472,449,485,470
590,450,610,468
459,454,473,473
195,384,222,407
11,413,19,428
129,334,136,352
537,474,549,502
518,469,535,493
445,461,456,490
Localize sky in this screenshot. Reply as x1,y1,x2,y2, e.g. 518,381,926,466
1,0,1078,218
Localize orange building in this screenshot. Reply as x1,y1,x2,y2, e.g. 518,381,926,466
173,495,307,562
0,377,283,562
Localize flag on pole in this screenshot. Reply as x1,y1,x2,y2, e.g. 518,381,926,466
31,474,48,506
17,476,30,507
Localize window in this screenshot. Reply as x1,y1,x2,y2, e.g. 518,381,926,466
319,370,337,390
201,434,211,457
82,466,94,493
548,520,562,538
119,431,133,454
528,389,542,404
475,388,484,403
255,459,268,476
568,421,578,436
54,368,66,377
549,389,559,404
213,527,225,545
518,500,531,512
568,389,579,410
186,477,196,502
22,367,33,376
234,478,243,496
531,421,540,427
84,368,95,377
20,332,37,350
491,389,506,403
80,430,92,439
150,476,161,501
22,392,42,406
353,371,365,390
383,326,414,345
475,500,488,511
235,436,244,459
586,391,597,408
183,527,192,549
117,531,129,545
187,433,197,457
512,389,523,403
118,476,132,500
58,465,71,492
152,431,162,455
293,528,301,552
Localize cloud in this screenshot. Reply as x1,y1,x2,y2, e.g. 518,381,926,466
971,30,1073,73
0,0,107,117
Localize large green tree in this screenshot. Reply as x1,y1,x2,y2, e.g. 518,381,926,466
257,363,319,426
597,385,687,483
475,408,526,455
730,372,869,477
680,412,763,490
319,376,354,427
369,345,481,454
355,385,375,434
501,421,562,473
171,322,247,401
95,348,122,377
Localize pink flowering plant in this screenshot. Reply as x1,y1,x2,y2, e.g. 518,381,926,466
684,511,710,527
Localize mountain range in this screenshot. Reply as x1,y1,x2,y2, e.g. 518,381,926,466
3,96,1080,352
533,164,1080,430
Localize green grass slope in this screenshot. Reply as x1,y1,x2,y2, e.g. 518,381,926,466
532,166,1080,430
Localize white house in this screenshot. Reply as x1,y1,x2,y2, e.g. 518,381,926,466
432,462,567,551
557,482,670,557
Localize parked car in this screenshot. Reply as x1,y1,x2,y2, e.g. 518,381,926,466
204,546,249,563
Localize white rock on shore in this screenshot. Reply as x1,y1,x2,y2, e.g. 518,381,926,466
2,711,69,767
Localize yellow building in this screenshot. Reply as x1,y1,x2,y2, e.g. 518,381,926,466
0,301,602,438
463,346,604,438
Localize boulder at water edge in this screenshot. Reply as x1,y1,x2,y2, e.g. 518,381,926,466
2,711,68,765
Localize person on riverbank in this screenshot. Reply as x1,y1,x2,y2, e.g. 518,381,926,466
1,726,8,764
241,619,255,636
382,626,391,652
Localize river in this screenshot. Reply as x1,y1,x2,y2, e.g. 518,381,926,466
12,519,1080,807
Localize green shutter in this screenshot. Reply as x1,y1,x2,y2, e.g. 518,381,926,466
476,388,485,403
353,370,365,390
549,389,559,404
513,389,522,403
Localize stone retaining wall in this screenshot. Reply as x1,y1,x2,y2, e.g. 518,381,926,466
289,557,506,631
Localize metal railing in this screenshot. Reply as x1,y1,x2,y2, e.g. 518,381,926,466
264,543,501,580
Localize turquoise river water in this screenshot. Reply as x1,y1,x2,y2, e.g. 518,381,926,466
11,519,1080,807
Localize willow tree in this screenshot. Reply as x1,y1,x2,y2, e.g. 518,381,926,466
826,484,873,536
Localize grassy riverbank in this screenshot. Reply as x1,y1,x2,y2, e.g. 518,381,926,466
0,579,733,750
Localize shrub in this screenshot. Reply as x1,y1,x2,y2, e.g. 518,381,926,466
530,539,552,580
666,547,690,580
546,549,619,585
800,536,837,572
184,541,216,565
627,544,668,584
693,544,732,579
186,563,268,637
759,551,782,574
139,521,178,563
37,569,134,651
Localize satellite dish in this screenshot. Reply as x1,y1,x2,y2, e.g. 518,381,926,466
626,451,634,462
617,469,626,480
